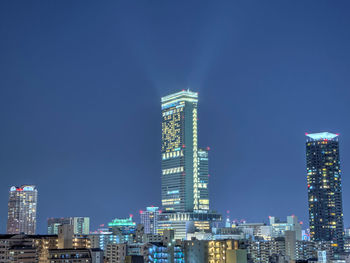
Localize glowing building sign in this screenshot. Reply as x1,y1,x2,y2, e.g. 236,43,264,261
108,217,135,227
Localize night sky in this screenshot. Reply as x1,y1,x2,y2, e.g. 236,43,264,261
1,1,350,234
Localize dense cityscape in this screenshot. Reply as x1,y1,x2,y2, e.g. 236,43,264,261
1,90,349,263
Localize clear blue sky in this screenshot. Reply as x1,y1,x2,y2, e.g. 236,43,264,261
1,0,350,233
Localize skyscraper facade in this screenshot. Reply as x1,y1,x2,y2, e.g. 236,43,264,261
159,90,220,239
140,206,161,234
198,148,209,211
73,217,90,235
7,185,38,235
306,132,344,252
161,90,209,213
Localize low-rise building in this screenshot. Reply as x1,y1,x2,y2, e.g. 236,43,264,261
48,248,103,263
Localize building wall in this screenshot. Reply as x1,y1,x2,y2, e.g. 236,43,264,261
140,207,160,235
106,243,127,263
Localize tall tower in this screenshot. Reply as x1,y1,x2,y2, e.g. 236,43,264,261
159,90,220,239
161,90,204,212
7,185,38,235
306,132,344,252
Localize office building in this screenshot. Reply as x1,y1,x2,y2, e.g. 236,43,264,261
197,148,210,211
306,132,344,252
269,215,302,240
108,216,137,243
161,90,203,212
73,217,90,235
7,185,38,235
47,218,73,235
160,90,221,239
47,217,90,235
140,206,160,234
88,228,118,252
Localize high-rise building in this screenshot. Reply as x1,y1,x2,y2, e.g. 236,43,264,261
140,206,161,234
73,217,90,235
197,148,209,211
7,185,38,235
47,217,90,235
159,90,220,239
306,132,344,252
161,90,208,212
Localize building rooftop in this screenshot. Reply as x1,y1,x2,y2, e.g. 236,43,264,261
305,132,339,141
108,216,136,227
161,90,198,107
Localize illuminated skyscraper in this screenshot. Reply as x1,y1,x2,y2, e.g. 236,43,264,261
140,206,161,234
306,132,344,252
159,90,220,239
7,185,38,235
161,90,209,212
198,148,210,210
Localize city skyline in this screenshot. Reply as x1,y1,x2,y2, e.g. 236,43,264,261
1,0,350,235
1,89,347,235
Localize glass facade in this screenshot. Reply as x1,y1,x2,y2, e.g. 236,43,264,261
73,217,90,235
306,132,344,252
161,90,209,213
198,148,209,211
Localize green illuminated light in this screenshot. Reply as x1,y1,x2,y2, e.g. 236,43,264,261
108,217,136,227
